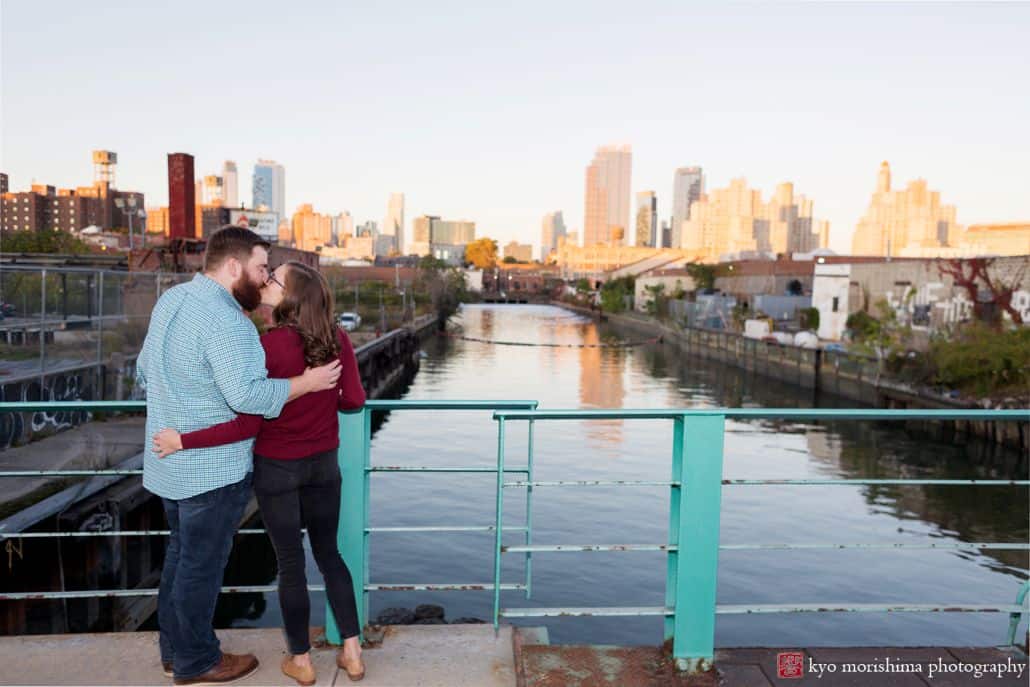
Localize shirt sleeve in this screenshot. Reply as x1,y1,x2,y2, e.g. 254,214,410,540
337,328,367,412
204,315,290,419
180,414,264,450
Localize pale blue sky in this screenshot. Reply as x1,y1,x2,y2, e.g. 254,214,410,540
2,1,1028,253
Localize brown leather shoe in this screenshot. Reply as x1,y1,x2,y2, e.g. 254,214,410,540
162,661,173,678
281,656,316,686
173,652,259,686
336,651,365,682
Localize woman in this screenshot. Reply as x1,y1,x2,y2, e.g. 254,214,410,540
153,261,366,685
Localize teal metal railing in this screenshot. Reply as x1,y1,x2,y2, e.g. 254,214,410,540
489,408,1030,672
323,399,538,644
0,402,1028,674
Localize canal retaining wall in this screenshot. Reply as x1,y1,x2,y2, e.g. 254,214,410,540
556,302,1027,452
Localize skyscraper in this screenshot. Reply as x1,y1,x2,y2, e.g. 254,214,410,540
583,145,632,246
540,211,567,261
201,175,223,205
851,161,959,257
671,166,703,249
253,160,285,218
383,192,405,253
635,191,657,248
167,153,196,239
290,203,332,252
332,211,354,246
222,161,239,208
681,178,825,260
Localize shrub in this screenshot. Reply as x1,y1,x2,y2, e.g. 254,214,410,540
929,324,1030,397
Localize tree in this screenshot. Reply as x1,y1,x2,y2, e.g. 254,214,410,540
939,258,1025,325
600,276,635,314
849,299,913,382
685,262,716,291
800,307,820,331
1,230,91,255
644,283,666,316
464,238,498,270
417,259,468,326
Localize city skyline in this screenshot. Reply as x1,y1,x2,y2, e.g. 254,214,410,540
2,2,1029,254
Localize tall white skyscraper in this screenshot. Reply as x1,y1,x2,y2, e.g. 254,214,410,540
584,144,632,246
382,193,405,253
671,166,703,248
222,161,239,208
540,211,567,261
253,160,286,218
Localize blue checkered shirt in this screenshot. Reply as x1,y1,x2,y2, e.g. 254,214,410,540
138,274,289,500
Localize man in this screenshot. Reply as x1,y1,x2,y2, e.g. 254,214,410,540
138,226,341,685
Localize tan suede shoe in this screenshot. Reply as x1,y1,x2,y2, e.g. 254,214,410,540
336,651,365,682
281,656,316,686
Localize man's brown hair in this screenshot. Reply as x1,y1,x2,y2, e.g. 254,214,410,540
203,225,271,272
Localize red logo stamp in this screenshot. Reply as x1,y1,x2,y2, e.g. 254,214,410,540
777,651,804,679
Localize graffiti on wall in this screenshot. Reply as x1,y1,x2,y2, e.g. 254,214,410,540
884,282,1030,330
0,356,144,450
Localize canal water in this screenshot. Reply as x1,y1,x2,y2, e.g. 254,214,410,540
231,304,1028,648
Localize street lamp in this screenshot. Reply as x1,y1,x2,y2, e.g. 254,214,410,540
113,196,146,251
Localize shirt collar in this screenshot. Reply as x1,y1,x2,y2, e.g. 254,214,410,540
192,273,243,311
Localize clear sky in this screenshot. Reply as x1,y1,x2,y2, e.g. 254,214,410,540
2,1,1028,254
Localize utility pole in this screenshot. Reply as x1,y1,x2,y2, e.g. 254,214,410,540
379,287,386,332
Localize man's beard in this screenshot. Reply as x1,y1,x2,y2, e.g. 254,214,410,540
232,274,263,311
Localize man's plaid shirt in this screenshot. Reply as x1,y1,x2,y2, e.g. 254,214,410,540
138,274,289,500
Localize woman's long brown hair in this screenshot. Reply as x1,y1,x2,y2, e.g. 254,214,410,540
272,261,341,366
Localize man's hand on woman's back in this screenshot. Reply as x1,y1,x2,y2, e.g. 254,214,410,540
304,360,342,392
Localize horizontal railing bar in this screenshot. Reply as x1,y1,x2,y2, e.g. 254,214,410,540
722,543,1030,550
724,479,1029,486
367,526,528,533
503,544,675,553
0,400,540,414
1,528,273,539
0,470,143,478
0,584,325,600
369,466,529,473
366,400,538,411
365,583,525,592
715,603,1029,614
0,402,146,413
503,480,679,487
494,408,1030,421
501,606,673,617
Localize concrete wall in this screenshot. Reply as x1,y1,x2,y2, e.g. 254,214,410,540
813,256,1030,340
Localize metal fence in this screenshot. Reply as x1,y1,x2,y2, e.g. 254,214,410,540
0,401,1027,674
0,267,191,449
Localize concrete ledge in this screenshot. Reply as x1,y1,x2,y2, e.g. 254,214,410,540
0,624,517,686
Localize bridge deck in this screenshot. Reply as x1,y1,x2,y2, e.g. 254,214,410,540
0,626,1024,686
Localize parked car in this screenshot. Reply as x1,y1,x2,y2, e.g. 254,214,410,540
822,342,848,354
0,303,15,320
338,312,361,331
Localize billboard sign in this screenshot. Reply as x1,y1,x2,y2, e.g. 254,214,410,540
228,209,279,242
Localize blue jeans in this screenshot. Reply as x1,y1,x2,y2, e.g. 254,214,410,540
158,474,252,679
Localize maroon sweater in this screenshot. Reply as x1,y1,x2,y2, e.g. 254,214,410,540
181,326,366,459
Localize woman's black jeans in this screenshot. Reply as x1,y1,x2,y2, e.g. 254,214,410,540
253,449,361,654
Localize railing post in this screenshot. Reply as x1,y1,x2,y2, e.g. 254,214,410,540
666,414,725,673
492,417,506,632
327,406,369,645
524,418,534,599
